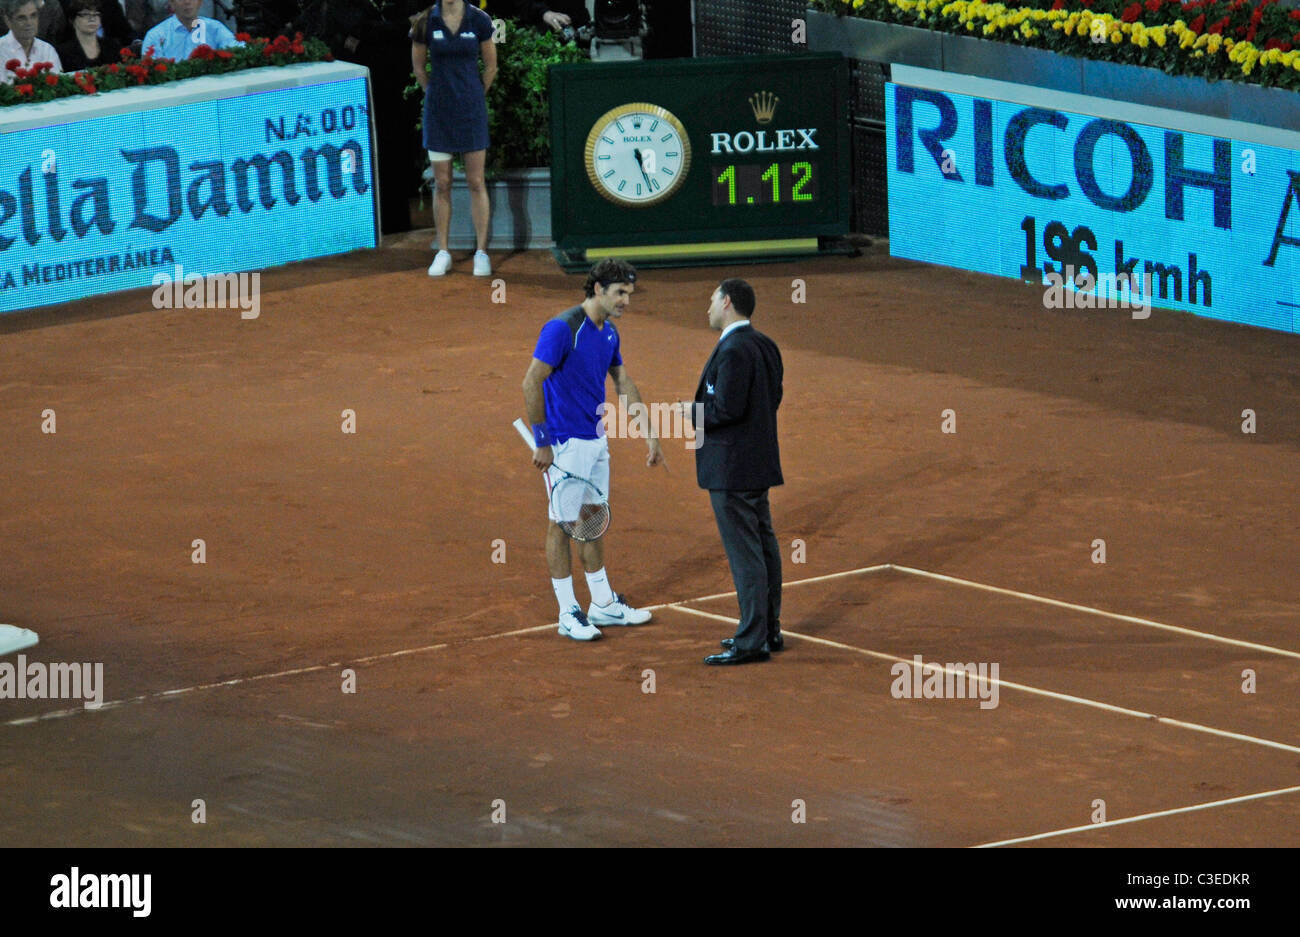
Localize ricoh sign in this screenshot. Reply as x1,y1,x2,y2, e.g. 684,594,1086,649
0,64,377,314
886,68,1300,333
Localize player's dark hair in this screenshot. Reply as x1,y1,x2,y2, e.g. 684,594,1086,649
717,278,755,318
585,259,638,297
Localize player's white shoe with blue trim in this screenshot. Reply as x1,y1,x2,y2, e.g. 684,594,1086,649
473,250,491,277
558,606,602,641
587,594,651,626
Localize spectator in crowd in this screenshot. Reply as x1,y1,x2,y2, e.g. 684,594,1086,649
98,1,142,42
57,0,122,68
141,0,239,58
140,0,232,33
1,0,63,79
515,0,589,34
36,0,64,41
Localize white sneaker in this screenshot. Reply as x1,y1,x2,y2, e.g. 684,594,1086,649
427,250,452,276
558,606,602,641
472,250,491,277
587,593,651,626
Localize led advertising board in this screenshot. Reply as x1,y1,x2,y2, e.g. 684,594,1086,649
887,68,1300,333
1,65,377,314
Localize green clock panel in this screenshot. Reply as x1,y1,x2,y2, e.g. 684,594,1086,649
549,53,850,251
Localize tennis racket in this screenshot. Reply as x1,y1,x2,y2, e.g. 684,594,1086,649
513,418,611,542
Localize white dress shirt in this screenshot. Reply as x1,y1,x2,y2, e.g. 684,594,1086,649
0,31,62,84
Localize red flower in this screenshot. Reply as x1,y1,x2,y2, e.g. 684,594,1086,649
4,58,19,72
1290,8,1300,19
1190,13,1206,31
235,31,252,42
290,41,305,54
120,46,133,59
1080,0,1093,8
1121,3,1141,22
1284,41,1293,51
16,83,33,95
189,43,215,60
1208,21,1224,34
1144,0,1161,11
154,62,167,72
108,63,120,73
44,73,58,86
216,49,233,59
1051,0,1065,8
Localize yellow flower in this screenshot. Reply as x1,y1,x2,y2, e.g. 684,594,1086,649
1109,29,1123,45
1149,26,1166,48
1207,34,1222,55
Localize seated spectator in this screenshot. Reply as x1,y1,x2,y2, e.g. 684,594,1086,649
140,0,232,33
1,0,62,81
99,1,141,42
35,0,63,41
516,0,590,34
141,0,239,59
57,0,120,69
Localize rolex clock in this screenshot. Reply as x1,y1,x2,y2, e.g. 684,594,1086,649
584,103,692,207
549,54,850,265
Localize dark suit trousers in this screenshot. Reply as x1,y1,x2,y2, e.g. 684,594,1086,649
708,489,782,653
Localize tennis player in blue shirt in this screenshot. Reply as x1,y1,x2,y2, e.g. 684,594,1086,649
522,259,665,641
142,0,239,58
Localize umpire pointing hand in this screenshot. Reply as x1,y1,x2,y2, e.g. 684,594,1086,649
689,279,785,665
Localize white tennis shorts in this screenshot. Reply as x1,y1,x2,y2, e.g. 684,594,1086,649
427,151,453,162
545,436,610,523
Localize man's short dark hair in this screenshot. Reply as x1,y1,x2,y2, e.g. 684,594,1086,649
717,278,755,318
585,258,638,298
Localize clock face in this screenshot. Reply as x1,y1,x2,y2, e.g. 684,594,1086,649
584,103,692,207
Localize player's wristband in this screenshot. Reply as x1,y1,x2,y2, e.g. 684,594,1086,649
532,423,552,448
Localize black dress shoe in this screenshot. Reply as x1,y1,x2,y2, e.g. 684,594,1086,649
704,647,771,665
722,633,784,652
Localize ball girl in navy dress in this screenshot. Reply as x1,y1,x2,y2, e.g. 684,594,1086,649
412,1,498,276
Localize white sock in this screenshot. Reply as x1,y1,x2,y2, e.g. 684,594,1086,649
552,576,579,614
585,568,614,607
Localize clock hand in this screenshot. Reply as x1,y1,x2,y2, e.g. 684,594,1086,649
633,148,653,189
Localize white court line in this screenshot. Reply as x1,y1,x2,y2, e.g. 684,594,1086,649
890,564,1300,661
668,604,1300,755
973,784,1300,848
643,563,891,609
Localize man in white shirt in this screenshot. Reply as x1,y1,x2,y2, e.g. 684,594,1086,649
0,0,62,84
141,0,240,59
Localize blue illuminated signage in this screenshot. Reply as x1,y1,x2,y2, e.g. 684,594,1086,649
1,71,376,313
887,78,1300,333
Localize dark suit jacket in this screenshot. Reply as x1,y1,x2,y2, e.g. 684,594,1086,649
693,322,783,491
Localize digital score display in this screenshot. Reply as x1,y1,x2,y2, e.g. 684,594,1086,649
712,161,819,206
886,70,1300,334
551,54,849,255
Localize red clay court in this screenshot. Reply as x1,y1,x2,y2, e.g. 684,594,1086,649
2,235,1298,847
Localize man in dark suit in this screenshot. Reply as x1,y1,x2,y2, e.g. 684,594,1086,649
689,278,785,666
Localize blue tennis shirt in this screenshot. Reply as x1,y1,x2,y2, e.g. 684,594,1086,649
533,306,622,444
